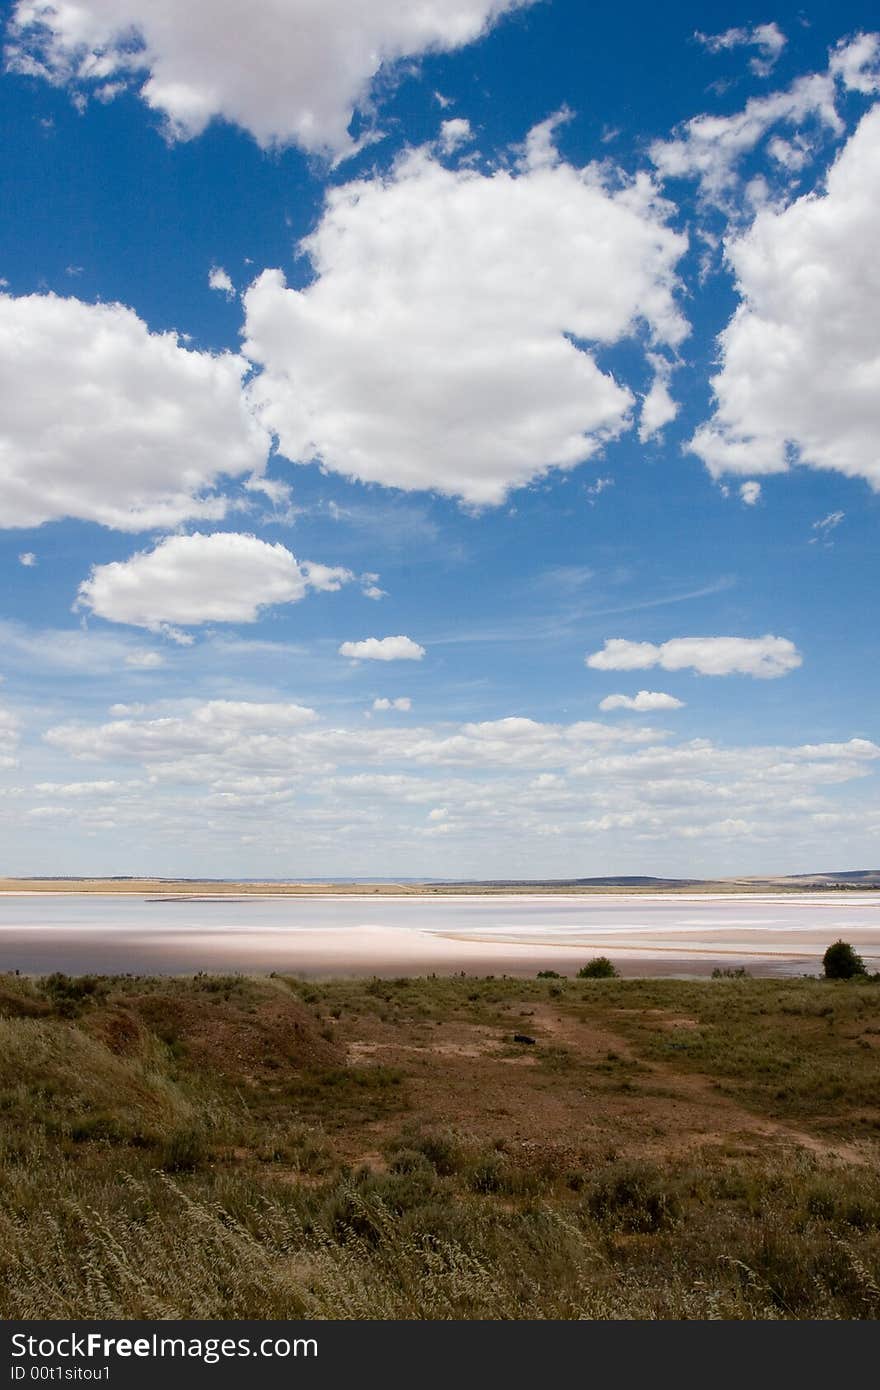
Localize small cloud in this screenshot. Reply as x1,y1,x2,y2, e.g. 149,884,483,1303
18,552,37,567
438,117,472,155
518,107,573,172
158,625,196,646
124,650,165,669
65,265,84,277
695,23,786,76
809,509,845,546
599,690,685,712
587,634,802,679
739,480,762,506
339,635,425,662
245,474,293,508
360,571,387,600
428,807,448,821
812,510,845,533
77,532,354,635
208,265,236,298
535,564,593,594
372,696,412,712
585,476,613,505
639,354,678,442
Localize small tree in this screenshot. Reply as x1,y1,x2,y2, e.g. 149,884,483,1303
577,956,618,979
822,939,866,980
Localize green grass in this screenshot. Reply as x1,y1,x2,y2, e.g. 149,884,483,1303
0,969,878,1319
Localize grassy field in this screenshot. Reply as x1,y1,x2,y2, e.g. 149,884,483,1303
1,968,879,1319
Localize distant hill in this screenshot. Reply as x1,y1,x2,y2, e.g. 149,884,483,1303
766,870,880,888
428,872,880,891
442,875,701,888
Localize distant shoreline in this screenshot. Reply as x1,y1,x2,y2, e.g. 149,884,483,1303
1,875,877,897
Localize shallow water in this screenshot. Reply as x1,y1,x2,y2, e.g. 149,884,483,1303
1,891,879,977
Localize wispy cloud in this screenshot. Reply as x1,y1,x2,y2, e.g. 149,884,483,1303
429,578,737,646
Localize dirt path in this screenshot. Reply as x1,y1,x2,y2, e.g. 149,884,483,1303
528,1003,870,1166
331,994,874,1171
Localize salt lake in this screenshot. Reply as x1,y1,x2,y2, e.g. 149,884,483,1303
1,891,879,977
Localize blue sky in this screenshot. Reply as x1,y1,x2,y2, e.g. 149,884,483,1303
0,0,878,878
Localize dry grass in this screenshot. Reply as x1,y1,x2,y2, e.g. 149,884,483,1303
1,970,878,1319
0,877,833,895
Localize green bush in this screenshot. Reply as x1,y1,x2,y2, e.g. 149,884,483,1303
160,1127,209,1172
42,973,102,1018
577,957,618,979
585,1166,681,1233
822,940,866,980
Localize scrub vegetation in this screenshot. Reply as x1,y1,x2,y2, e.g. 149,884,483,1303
1,968,879,1319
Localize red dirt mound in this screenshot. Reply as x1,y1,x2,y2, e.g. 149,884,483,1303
120,982,341,1080
0,979,50,1019
83,1005,151,1057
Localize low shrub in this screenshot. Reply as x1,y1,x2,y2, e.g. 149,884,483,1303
577,958,618,980
823,940,866,980
585,1165,681,1233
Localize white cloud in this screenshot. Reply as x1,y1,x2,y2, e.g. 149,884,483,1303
76,532,354,634
124,649,166,670
639,353,678,441
587,635,802,679
695,23,786,76
0,292,268,531
650,35,879,208
372,697,412,712
6,0,533,156
243,135,687,506
44,698,317,766
691,107,880,490
18,552,36,566
0,704,20,768
739,480,762,505
438,117,473,154
813,509,846,532
809,509,845,547
339,636,425,662
829,30,880,92
810,510,845,543
599,690,685,712
0,619,172,676
41,706,660,774
187,700,317,729
34,780,127,797
651,75,834,206
584,477,612,505
34,697,880,874
585,639,659,671
208,265,235,298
